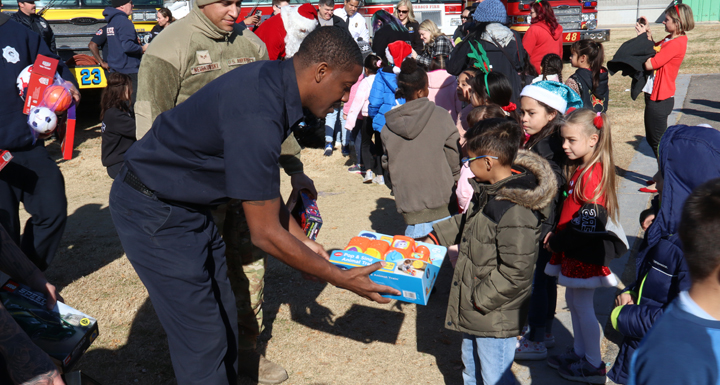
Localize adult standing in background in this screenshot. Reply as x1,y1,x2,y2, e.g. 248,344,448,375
415,19,453,69
148,7,174,42
88,26,109,70
103,0,145,101
636,3,694,158
334,0,368,43
393,0,423,53
522,0,562,75
317,0,347,30
452,5,475,42
11,0,56,53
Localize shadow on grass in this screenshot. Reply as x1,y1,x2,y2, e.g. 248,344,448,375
45,203,125,290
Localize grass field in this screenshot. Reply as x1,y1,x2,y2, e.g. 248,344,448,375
24,24,720,385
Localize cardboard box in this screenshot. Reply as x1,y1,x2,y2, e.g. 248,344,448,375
24,54,58,114
329,231,446,305
1,280,99,373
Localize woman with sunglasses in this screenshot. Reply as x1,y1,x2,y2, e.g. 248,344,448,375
452,6,475,42
393,0,423,52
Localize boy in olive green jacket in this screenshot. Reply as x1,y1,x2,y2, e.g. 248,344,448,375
428,118,557,385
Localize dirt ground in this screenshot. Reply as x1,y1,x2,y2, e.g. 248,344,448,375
20,25,719,385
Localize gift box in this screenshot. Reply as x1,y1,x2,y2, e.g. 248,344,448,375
330,231,447,305
0,280,99,373
291,191,322,241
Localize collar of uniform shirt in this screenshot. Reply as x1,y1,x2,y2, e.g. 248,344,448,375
281,58,305,132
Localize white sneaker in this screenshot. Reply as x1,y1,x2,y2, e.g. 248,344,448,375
363,170,374,183
520,326,555,348
372,175,385,185
514,337,547,360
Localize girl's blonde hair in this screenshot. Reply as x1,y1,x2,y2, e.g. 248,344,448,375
665,3,695,35
564,108,619,221
393,0,416,24
419,19,443,44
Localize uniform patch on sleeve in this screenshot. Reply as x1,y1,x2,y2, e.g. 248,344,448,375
196,50,212,64
191,63,221,74
227,57,255,67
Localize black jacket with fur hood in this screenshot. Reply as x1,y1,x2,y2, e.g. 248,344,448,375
431,150,557,337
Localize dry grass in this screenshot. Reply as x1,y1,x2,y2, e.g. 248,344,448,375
19,24,719,385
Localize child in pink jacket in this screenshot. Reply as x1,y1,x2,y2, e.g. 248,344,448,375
427,55,462,126
345,54,382,177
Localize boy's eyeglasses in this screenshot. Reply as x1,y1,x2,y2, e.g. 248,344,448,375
462,155,498,164
397,9,409,14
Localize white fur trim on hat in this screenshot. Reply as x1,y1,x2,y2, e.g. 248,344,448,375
520,84,567,114
281,5,318,58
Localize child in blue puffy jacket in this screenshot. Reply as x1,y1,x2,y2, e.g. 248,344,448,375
608,123,720,384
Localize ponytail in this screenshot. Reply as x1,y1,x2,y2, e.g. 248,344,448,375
571,40,605,93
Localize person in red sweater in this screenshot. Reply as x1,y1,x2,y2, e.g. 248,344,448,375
636,3,694,158
522,0,563,75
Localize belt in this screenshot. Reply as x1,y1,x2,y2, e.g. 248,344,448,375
124,170,154,198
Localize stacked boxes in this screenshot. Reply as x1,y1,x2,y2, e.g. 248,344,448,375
329,231,447,305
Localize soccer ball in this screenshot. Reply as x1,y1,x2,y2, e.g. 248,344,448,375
43,85,72,112
28,107,58,134
16,65,33,100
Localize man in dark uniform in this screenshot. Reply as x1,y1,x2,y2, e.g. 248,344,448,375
0,12,79,272
109,27,399,385
10,0,56,54
88,26,109,70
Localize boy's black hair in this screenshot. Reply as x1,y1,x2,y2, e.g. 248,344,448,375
464,118,522,166
540,53,563,83
679,178,720,281
395,58,428,99
295,27,363,72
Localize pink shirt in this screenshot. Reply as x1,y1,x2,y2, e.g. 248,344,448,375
427,69,462,124
345,74,376,130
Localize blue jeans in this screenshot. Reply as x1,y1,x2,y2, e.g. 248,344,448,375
325,107,347,145
461,334,518,385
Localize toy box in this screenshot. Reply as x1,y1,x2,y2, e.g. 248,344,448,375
291,191,322,241
329,231,447,305
24,54,58,114
0,280,99,373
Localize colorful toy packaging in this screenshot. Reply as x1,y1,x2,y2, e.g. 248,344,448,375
0,280,99,373
330,231,447,305
18,54,77,159
291,191,322,241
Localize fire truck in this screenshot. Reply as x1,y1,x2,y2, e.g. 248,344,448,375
1,0,161,89
504,0,609,45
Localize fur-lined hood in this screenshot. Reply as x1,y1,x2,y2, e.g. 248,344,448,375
469,149,557,211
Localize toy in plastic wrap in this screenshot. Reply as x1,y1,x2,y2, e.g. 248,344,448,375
1,280,99,372
43,85,73,113
329,231,447,305
291,191,322,241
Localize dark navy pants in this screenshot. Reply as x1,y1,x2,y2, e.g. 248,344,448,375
109,168,238,385
527,247,557,342
0,144,67,271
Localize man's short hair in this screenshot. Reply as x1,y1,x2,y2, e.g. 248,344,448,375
294,27,362,72
272,0,288,7
465,118,522,166
318,0,334,7
679,178,720,282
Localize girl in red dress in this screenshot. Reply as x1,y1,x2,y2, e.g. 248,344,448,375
544,108,624,384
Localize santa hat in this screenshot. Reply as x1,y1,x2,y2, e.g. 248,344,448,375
281,3,318,58
520,80,582,114
385,41,412,75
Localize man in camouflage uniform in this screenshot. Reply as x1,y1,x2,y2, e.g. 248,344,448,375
134,0,315,382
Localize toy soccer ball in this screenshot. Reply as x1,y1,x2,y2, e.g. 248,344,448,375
28,107,58,134
43,85,72,112
16,65,33,100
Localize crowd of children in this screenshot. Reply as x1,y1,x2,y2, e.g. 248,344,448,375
330,6,714,380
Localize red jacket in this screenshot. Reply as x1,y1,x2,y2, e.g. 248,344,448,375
254,14,286,60
649,35,687,101
522,21,563,74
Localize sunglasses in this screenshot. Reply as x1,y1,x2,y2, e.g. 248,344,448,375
397,9,408,14
461,16,469,20
462,155,498,164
